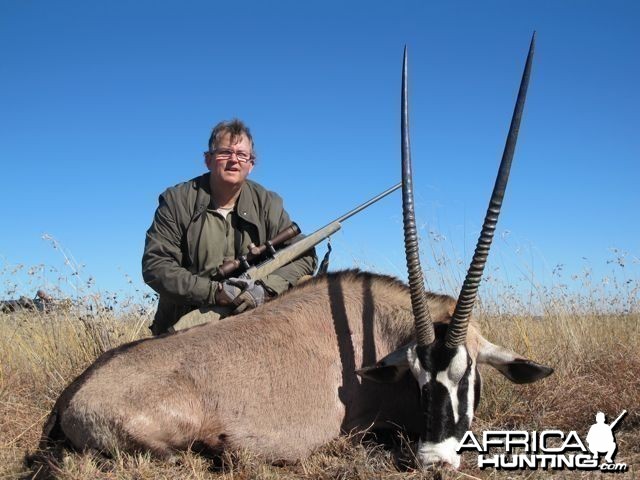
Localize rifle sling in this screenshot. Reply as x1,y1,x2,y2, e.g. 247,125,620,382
317,240,332,275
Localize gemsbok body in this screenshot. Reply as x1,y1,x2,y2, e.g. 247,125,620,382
42,34,553,470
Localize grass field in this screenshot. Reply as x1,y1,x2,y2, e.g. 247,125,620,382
1,277,639,479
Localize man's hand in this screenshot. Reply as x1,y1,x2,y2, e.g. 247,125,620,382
214,279,243,306
227,278,266,314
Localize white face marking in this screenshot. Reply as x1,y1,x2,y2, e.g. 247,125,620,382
465,364,476,424
435,346,467,423
407,345,430,387
417,437,461,469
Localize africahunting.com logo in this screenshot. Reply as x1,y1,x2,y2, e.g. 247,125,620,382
457,410,628,473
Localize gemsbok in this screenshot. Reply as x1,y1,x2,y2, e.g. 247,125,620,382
42,34,553,470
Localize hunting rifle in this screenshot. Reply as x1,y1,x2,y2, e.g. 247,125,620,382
235,181,401,282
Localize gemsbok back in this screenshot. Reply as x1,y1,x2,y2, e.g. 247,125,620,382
42,35,553,470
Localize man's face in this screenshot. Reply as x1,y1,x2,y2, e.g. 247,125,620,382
205,133,254,188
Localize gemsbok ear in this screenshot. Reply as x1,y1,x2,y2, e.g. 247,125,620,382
356,345,412,383
477,339,554,384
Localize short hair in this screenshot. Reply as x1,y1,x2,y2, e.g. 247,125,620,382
208,119,256,160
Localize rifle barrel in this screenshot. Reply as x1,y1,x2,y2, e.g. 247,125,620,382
243,182,401,281
610,410,627,430
335,182,401,224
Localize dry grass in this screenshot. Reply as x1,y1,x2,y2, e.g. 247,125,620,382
1,288,639,479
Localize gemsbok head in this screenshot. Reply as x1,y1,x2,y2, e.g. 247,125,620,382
356,33,552,469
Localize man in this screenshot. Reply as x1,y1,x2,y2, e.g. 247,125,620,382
143,119,317,335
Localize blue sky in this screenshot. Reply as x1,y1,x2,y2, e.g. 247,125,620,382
1,1,638,304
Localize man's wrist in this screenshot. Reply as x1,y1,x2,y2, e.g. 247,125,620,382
207,281,220,305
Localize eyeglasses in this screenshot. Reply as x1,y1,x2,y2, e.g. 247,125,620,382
209,148,254,164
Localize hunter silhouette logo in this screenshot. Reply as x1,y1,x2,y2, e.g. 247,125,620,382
457,410,629,472
586,410,627,464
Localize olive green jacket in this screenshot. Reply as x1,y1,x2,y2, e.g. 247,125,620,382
142,174,317,333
